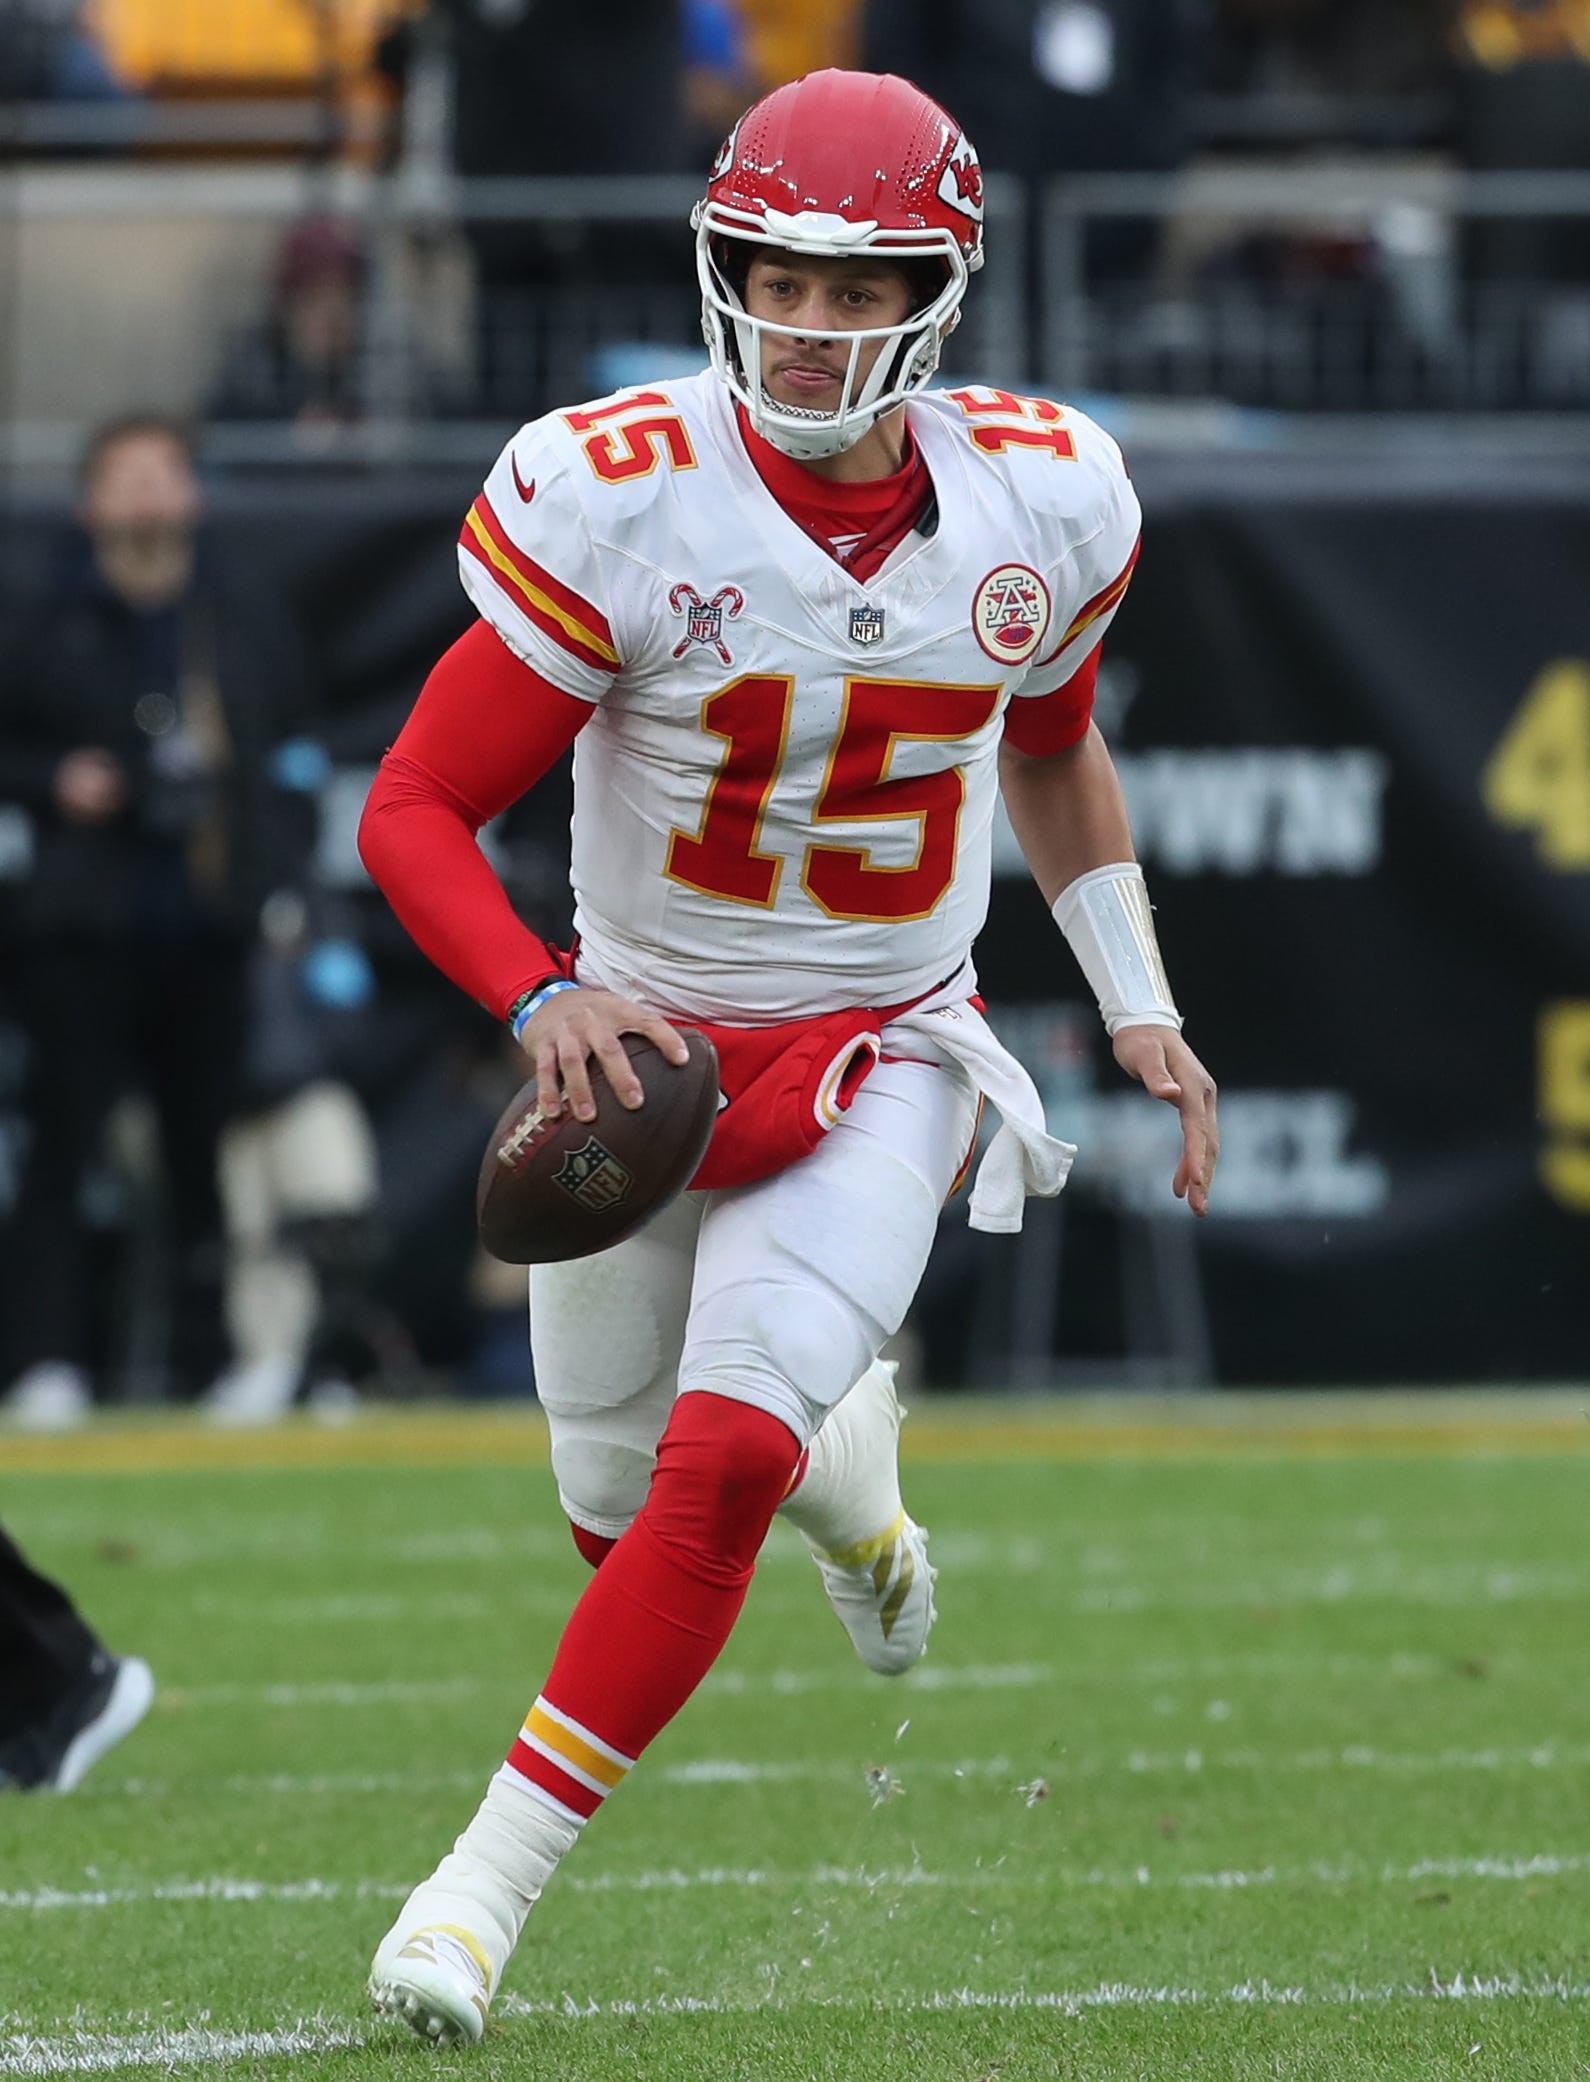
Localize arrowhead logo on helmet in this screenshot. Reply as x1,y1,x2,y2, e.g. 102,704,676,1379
938,135,984,223
692,70,984,463
708,117,741,183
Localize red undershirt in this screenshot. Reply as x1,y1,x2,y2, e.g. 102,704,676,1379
734,403,933,583
358,412,1101,1023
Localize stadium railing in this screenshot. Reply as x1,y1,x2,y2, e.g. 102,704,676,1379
1042,164,1590,413
2,163,1589,474
0,167,1028,477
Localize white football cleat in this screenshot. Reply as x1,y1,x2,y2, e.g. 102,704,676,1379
369,1881,512,2046
808,1509,938,1678
780,1362,938,1677
51,1654,156,1793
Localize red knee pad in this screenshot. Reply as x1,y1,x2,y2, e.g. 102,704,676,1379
644,1392,803,1585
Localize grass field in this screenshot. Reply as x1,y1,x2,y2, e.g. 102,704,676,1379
2,1396,1587,2080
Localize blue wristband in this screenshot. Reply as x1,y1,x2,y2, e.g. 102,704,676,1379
509,977,580,1043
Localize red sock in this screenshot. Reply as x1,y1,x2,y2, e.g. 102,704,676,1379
571,1449,806,1571
508,1394,801,1822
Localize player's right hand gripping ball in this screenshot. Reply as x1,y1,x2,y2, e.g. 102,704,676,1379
476,1030,720,1264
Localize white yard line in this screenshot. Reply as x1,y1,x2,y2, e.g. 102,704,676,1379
163,1643,1554,1710
0,2020,361,2076
4,1973,1586,2076
708,1659,1056,1695
173,1678,485,1706
170,1662,1057,1707
1064,1563,1589,1612
0,1879,405,1911
134,1564,1590,1626
88,1734,1590,1803
500,1974,1589,2023
4,1851,1586,1917
1118,1741,1590,1776
186,1593,531,1626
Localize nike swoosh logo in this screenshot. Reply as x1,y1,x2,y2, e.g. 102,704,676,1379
510,455,536,503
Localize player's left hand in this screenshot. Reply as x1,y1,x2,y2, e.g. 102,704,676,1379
1111,1025,1219,1216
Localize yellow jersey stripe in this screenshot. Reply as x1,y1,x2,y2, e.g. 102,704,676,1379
463,507,620,667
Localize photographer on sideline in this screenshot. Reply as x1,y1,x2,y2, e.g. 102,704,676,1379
0,415,312,1425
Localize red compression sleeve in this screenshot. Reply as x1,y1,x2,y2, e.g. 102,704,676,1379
1001,644,1101,756
357,619,593,1020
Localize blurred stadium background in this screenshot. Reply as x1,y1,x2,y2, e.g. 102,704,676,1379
1,0,1587,1420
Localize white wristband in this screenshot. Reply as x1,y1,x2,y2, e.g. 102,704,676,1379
1052,862,1183,1037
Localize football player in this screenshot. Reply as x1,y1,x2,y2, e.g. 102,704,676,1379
359,69,1218,2043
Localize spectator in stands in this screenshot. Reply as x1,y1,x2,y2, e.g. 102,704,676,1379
683,1,755,160
0,0,130,106
1456,0,1590,289
378,0,691,414
735,0,862,85
864,0,1188,187
209,217,368,442
862,0,1189,282
1200,0,1453,103
206,834,385,1425
0,417,314,1428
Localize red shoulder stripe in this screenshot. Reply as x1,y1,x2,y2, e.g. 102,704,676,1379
461,496,619,672
1035,534,1140,671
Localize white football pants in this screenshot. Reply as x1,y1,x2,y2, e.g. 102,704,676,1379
531,1056,977,1538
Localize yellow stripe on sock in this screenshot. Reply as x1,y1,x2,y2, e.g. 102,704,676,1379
525,1704,629,1792
819,1510,906,1571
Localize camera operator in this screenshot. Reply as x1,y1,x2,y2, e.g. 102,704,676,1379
0,415,311,1425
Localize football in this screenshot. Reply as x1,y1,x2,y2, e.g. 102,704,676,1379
476,1030,720,1264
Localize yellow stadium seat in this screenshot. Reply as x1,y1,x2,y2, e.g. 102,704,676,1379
93,0,418,88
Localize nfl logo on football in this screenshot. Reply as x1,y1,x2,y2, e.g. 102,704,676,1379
553,1139,634,1213
849,605,886,647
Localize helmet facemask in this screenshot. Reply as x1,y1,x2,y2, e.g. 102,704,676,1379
693,207,970,462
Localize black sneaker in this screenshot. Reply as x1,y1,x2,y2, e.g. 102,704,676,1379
0,1652,155,1792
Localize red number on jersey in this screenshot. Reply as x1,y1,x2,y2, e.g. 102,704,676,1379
944,386,1077,461
664,675,1001,922
563,392,698,484
802,679,1003,922
664,675,794,907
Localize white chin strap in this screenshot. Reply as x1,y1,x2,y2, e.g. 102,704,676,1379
695,229,967,462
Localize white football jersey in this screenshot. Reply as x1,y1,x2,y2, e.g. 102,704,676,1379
459,370,1140,1022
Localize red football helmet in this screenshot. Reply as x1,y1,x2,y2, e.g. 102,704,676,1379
692,70,985,460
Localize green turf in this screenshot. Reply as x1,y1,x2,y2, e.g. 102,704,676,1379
2,1431,1587,2079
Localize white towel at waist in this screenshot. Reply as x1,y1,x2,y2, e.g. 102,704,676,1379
883,1001,1075,1234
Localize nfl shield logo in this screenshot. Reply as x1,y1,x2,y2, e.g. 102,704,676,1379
669,582,744,664
849,605,886,647
553,1137,634,1213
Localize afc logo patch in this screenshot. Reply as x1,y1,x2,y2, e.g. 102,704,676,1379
554,1137,634,1213
971,564,1052,667
670,582,744,664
